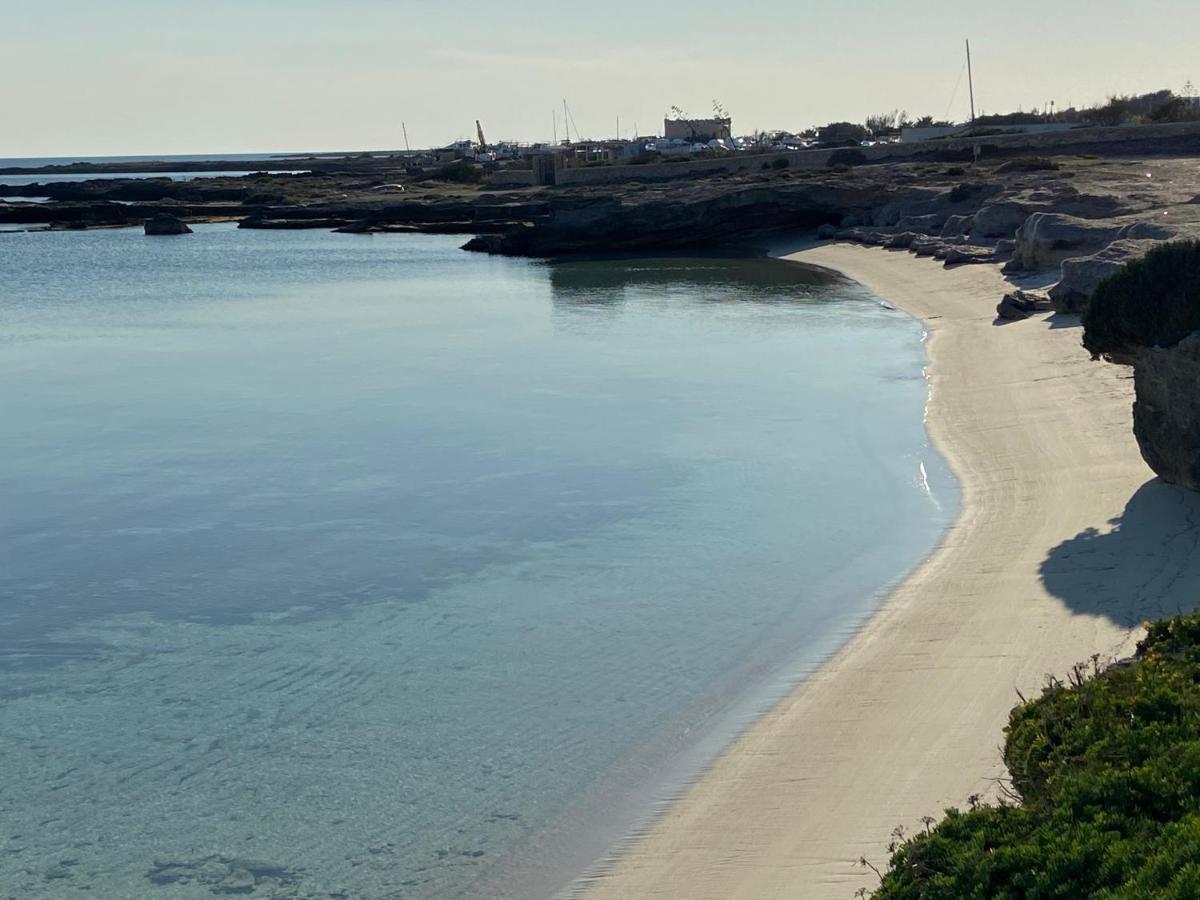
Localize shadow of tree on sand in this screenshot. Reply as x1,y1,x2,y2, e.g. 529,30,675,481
1040,479,1200,627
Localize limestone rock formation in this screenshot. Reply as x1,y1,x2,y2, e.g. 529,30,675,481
144,213,192,235
996,290,1053,321
1130,333,1200,491
1050,239,1166,313
970,201,1032,239
943,245,995,266
1007,213,1173,272
940,214,974,239
885,231,918,249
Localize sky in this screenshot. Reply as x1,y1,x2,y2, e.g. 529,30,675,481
3,0,1199,158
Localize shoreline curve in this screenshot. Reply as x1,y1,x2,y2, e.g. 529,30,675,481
579,244,1154,899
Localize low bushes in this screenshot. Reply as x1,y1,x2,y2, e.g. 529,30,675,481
873,613,1200,899
431,161,484,184
1082,241,1200,357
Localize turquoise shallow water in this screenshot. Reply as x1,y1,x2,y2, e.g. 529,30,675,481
0,226,956,898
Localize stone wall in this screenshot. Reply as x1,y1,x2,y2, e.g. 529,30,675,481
486,170,536,187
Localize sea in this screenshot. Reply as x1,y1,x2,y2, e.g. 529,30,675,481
0,224,957,898
0,153,321,193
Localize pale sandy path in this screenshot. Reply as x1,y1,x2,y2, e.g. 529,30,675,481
581,245,1200,899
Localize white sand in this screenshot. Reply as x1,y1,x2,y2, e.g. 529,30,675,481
581,245,1179,899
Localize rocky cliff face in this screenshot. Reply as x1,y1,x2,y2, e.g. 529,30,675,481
1131,334,1200,492
464,179,903,256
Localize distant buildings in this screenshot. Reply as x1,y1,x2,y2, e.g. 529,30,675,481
663,117,732,143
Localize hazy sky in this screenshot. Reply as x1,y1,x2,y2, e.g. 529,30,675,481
5,0,1198,158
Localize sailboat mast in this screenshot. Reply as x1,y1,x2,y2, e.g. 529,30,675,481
402,121,410,153
563,99,571,144
966,39,977,125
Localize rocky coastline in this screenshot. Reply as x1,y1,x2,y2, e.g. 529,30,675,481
6,143,1200,332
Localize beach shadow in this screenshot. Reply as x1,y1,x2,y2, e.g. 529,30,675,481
1040,479,1200,626
1047,312,1082,330
1008,270,1061,290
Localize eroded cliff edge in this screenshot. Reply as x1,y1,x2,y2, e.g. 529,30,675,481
1083,242,1200,491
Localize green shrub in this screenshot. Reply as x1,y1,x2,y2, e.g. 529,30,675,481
1082,241,1200,357
873,612,1200,899
1150,96,1200,124
431,160,484,184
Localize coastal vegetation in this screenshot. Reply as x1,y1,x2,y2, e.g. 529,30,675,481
1082,241,1200,358
432,160,485,184
857,87,1198,139
871,613,1200,899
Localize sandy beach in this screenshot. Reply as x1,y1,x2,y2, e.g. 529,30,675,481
582,244,1200,899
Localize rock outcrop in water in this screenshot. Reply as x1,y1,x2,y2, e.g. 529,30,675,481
144,213,193,235
463,181,885,255
8,146,1200,317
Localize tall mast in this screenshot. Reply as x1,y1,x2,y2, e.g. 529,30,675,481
966,39,977,125
563,99,571,144
402,121,410,153
553,109,558,145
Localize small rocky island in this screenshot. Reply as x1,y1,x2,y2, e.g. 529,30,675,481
144,213,192,235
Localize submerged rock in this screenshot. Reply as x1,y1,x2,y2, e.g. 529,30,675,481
144,213,192,236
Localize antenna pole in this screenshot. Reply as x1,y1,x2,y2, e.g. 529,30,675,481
966,39,977,126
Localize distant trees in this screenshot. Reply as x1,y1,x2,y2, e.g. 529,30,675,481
431,160,484,184
865,110,905,136
909,115,953,129
818,121,870,145
1078,88,1199,126
797,82,1200,150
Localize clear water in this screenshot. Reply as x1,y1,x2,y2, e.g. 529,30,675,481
0,172,308,187
0,226,956,899
0,154,336,168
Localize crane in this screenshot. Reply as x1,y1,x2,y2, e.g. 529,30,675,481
476,120,488,151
